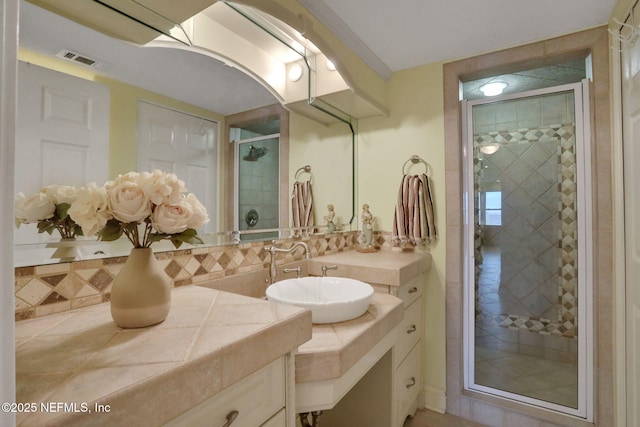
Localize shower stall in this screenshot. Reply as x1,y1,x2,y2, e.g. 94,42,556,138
462,82,593,420
234,132,280,241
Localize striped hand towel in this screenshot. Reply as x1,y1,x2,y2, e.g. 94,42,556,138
291,181,314,229
392,174,437,245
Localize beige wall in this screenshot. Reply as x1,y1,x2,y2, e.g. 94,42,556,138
17,48,225,179
359,63,447,408
291,62,448,409
289,113,354,228
291,62,449,409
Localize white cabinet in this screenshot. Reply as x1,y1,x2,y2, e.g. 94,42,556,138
165,357,287,427
391,274,425,427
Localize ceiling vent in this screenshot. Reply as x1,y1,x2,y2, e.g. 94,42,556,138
55,49,102,68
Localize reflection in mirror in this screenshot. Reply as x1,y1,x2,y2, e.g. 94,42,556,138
236,133,280,242
15,0,355,267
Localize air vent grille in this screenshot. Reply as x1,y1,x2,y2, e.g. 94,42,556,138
55,50,102,68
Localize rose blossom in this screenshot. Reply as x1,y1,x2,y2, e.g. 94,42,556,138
106,179,152,223
184,193,209,229
68,183,112,236
139,169,186,205
151,199,194,234
15,191,55,224
42,185,77,205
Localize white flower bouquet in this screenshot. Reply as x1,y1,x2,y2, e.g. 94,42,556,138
15,185,82,239
68,170,209,249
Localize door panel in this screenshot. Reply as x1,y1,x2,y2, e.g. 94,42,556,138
622,23,640,427
15,62,109,244
464,83,592,420
137,101,217,233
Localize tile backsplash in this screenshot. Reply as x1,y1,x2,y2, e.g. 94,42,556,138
14,231,403,321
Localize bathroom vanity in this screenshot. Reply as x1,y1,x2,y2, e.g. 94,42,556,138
14,248,430,427
309,250,431,427
14,286,311,426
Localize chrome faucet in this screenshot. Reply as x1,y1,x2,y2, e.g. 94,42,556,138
321,265,338,277
266,241,311,284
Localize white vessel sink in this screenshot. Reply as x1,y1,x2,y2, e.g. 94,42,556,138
266,277,374,324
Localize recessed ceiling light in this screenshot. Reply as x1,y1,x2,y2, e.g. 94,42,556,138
479,143,500,154
479,81,508,96
288,63,303,82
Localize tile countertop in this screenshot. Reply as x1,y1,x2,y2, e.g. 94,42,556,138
308,250,432,287
295,291,404,383
14,286,311,427
296,250,429,383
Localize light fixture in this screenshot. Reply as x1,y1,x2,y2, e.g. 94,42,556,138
326,59,336,71
288,63,303,82
479,143,500,154
479,81,508,96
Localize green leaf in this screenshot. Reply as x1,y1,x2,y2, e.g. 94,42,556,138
148,232,169,243
37,221,55,235
124,222,139,233
171,229,204,247
97,219,124,241
56,203,71,220
170,237,184,249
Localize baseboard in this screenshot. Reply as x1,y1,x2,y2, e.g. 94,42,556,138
423,384,446,414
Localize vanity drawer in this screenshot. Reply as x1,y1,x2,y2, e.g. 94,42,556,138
395,297,422,365
165,357,285,427
395,276,423,307
395,344,421,427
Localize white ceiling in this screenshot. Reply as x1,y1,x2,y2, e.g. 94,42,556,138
18,0,617,116
304,0,617,79
18,1,278,116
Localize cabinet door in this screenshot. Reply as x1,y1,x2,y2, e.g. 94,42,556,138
395,343,421,427
165,358,285,427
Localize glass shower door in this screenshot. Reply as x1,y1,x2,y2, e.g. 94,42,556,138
235,133,280,242
463,82,592,420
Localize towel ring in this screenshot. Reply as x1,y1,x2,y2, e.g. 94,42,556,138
402,155,430,175
295,165,313,182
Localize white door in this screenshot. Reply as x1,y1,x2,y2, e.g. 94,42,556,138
137,101,217,233
15,61,110,244
621,24,640,427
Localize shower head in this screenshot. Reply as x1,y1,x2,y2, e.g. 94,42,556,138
244,145,268,161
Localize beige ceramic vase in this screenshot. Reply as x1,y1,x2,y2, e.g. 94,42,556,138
110,248,171,328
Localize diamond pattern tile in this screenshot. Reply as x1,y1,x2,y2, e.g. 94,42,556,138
475,123,577,337
16,231,380,321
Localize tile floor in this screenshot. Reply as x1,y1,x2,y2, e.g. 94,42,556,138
403,409,486,427
473,247,578,408
475,346,578,408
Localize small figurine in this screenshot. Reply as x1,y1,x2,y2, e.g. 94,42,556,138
324,204,336,233
357,203,378,252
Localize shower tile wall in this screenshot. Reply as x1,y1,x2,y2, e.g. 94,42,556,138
238,137,280,231
473,93,577,362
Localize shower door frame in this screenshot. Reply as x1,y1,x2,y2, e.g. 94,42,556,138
233,132,281,232
461,81,594,421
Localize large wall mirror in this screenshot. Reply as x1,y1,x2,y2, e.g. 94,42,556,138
15,0,355,267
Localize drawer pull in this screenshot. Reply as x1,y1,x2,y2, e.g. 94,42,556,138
408,286,418,294
406,324,417,334
223,410,239,426
406,377,416,389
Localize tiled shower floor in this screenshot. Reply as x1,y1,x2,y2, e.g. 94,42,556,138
473,247,578,409
475,346,578,408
